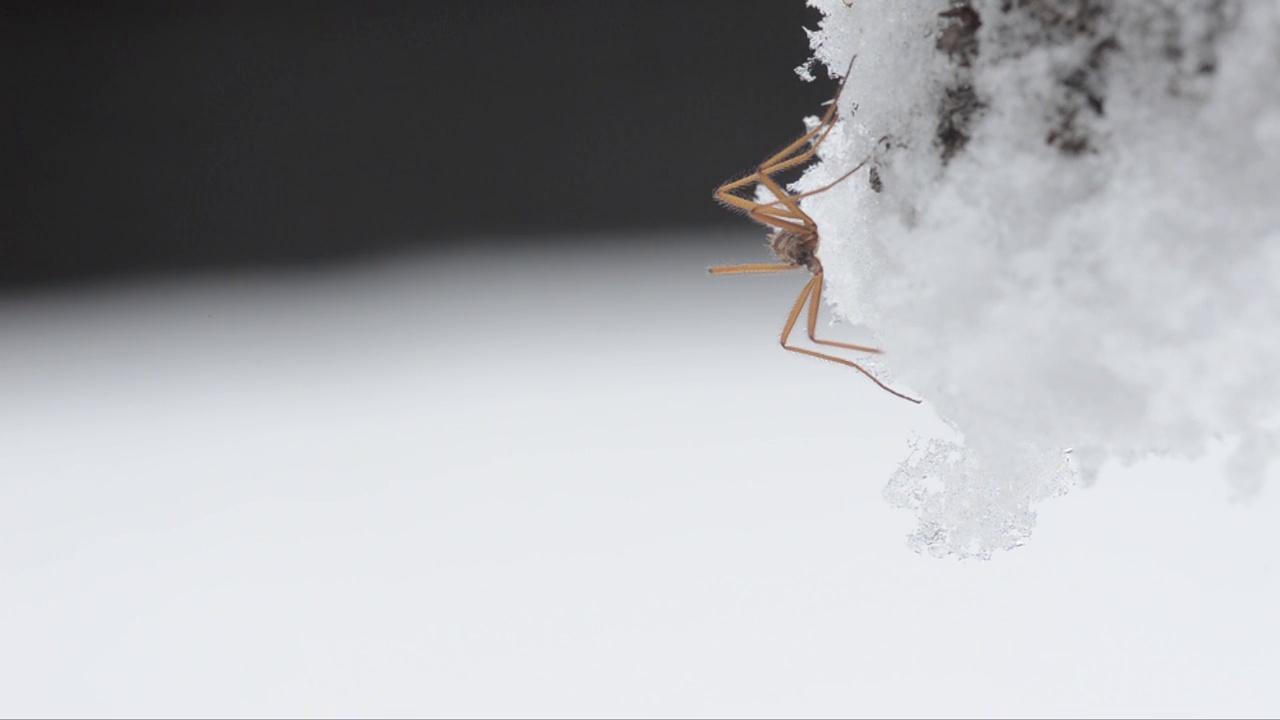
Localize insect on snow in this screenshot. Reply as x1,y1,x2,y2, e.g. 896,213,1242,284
709,55,920,404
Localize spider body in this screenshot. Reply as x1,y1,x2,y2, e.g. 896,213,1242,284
709,55,919,404
769,228,821,274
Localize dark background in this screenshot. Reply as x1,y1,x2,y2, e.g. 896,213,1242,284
4,1,834,290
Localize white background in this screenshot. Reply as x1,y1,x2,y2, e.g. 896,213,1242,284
3,233,1277,717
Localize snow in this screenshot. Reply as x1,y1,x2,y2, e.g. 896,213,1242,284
2,236,1279,716
795,0,1280,558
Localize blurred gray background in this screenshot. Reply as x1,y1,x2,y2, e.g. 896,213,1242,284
6,4,1279,716
4,0,831,290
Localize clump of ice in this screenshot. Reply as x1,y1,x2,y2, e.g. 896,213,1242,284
795,0,1280,558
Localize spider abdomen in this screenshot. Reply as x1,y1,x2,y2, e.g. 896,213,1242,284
770,230,822,274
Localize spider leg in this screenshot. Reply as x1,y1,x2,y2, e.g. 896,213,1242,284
715,110,835,207
750,63,852,177
753,54,861,178
706,206,809,274
718,186,816,232
714,55,860,212
708,263,800,275
717,135,874,262
752,147,876,228
713,186,816,238
753,110,842,179
754,170,814,224
714,185,792,218
713,127,826,212
748,206,810,234
793,134,893,202
781,273,923,404
806,272,882,354
760,113,840,177
791,156,872,202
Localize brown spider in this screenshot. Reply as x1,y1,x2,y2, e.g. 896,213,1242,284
710,56,920,404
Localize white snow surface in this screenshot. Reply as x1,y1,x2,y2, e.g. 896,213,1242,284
796,0,1280,558
4,236,1279,716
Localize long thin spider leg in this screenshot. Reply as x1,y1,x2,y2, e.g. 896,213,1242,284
755,168,814,223
714,140,821,212
714,55,861,210
714,176,759,206
780,273,923,404
716,117,833,208
792,134,892,202
714,186,796,218
716,172,821,231
806,272,882,354
784,344,919,403
741,115,838,187
756,116,838,178
739,142,871,230
754,113,841,179
749,204,806,221
713,188,815,238
780,274,820,346
715,117,838,212
791,156,872,202
707,263,801,275
726,164,860,237
714,170,803,219
752,55,861,180
747,207,810,235
751,59,856,178
826,54,859,120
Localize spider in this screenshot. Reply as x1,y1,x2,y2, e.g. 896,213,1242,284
709,56,920,404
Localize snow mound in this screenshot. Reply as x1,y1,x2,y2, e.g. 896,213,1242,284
797,0,1280,558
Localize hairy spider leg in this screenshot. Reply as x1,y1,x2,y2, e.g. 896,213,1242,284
714,148,874,254
714,112,839,221
753,53,859,179
707,263,801,275
749,126,876,222
707,55,918,403
719,119,874,236
713,55,859,218
782,273,922,404
805,272,881,354
712,130,835,248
